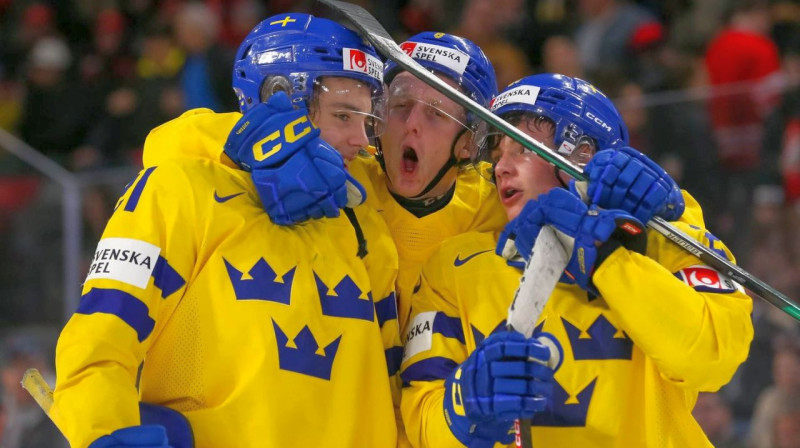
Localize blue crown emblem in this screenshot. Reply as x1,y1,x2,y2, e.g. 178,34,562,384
314,272,374,321
563,315,633,361
471,320,508,346
273,320,341,380
533,377,596,427
224,257,295,304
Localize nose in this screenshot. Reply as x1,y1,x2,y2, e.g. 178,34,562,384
493,146,516,181
347,123,370,153
403,102,426,135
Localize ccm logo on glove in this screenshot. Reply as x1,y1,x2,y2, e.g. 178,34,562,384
234,115,316,162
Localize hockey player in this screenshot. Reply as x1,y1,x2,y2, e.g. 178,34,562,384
400,74,754,447
224,31,507,333
52,14,402,447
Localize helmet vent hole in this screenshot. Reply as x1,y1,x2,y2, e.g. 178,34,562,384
313,47,328,53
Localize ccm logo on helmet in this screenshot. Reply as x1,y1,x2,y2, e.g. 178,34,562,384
586,111,612,132
343,48,383,82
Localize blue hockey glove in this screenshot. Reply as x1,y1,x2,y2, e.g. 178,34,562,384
516,188,647,294
495,217,526,269
444,331,554,447
584,146,685,223
224,92,366,225
139,403,193,448
88,425,171,448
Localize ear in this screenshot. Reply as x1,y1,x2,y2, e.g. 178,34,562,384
454,132,473,161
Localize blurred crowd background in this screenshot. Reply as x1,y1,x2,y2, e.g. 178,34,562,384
0,0,798,446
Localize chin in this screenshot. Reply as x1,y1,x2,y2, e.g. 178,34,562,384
505,204,522,221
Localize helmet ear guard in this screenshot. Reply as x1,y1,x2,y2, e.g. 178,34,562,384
259,76,293,104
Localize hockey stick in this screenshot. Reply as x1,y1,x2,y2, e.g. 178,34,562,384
506,226,570,448
317,0,800,323
21,368,66,437
21,368,55,415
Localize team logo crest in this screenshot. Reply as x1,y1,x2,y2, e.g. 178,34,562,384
342,48,383,82
675,265,742,293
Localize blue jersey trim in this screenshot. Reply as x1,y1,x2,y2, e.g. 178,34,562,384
433,313,466,344
375,292,398,328
153,256,186,299
77,288,155,342
125,167,156,212
401,356,458,387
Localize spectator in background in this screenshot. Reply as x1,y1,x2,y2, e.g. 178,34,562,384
218,0,265,48
450,0,530,88
173,2,237,112
0,328,66,448
1,3,59,79
764,35,800,205
78,8,135,87
704,0,782,247
748,335,800,448
80,20,185,169
773,408,800,448
692,392,745,448
541,35,584,79
18,36,98,168
572,0,661,88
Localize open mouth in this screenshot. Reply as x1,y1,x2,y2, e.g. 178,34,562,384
402,146,418,173
501,187,519,199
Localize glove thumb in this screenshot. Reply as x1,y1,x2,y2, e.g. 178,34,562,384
345,172,366,207
263,90,296,114
568,179,590,204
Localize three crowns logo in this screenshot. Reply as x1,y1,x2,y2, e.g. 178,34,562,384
562,315,633,361
273,320,341,380
224,257,295,304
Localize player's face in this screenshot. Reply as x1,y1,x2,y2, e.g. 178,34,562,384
380,72,472,198
311,77,383,165
492,115,560,220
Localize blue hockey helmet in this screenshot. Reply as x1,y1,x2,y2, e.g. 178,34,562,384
232,13,384,113
383,31,498,120
486,73,629,166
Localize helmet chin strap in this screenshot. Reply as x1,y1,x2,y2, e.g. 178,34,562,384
555,165,570,189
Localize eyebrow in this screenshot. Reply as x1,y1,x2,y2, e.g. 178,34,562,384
329,101,370,113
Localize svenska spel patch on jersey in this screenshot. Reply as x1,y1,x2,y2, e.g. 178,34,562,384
400,41,470,75
86,238,161,289
342,48,383,82
674,265,743,294
490,85,541,111
403,311,436,363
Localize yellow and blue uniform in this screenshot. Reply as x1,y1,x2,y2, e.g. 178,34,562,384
53,110,402,448
401,221,753,447
348,157,507,332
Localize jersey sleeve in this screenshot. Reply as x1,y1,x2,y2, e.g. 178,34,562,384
355,205,407,445
400,251,469,448
593,221,754,392
53,163,200,447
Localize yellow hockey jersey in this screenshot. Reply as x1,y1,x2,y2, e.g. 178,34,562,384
401,223,753,447
348,157,507,332
53,111,402,448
